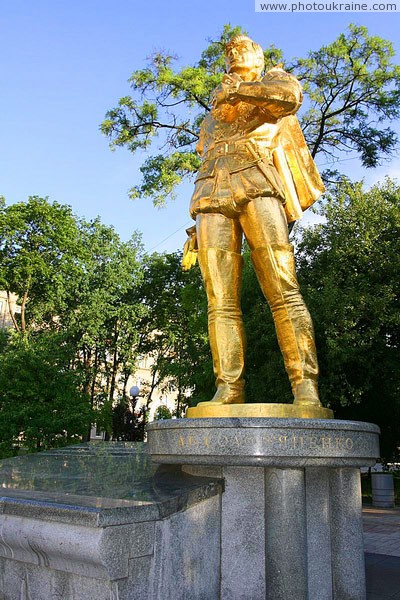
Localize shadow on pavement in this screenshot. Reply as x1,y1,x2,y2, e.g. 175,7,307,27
366,553,400,599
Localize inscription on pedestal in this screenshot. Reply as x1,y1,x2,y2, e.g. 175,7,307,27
178,432,354,451
148,418,380,467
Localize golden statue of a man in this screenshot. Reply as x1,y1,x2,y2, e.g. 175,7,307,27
183,35,325,410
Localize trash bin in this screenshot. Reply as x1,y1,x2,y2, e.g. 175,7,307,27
371,472,395,508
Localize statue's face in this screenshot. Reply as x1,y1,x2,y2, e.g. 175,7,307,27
226,40,263,80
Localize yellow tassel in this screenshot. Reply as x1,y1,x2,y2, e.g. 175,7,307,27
182,228,198,271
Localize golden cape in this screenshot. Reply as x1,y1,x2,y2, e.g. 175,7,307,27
273,114,325,223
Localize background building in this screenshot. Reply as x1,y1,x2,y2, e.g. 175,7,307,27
0,291,19,329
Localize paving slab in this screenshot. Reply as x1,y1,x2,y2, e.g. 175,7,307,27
364,507,400,558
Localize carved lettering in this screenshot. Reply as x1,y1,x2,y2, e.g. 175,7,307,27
309,437,318,449
322,437,332,449
176,430,355,453
335,437,344,450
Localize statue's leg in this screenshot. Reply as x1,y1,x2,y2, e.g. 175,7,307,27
196,213,245,404
240,197,320,406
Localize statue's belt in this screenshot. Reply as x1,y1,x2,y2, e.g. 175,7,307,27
204,139,271,162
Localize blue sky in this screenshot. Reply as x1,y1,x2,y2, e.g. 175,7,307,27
1,1,399,252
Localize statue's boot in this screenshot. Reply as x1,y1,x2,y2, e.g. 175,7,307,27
251,244,320,406
197,248,245,404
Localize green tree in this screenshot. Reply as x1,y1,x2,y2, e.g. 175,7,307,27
0,332,93,458
293,25,400,167
154,405,172,420
0,196,83,333
101,25,400,205
63,218,145,422
0,196,146,445
296,178,400,460
111,396,147,441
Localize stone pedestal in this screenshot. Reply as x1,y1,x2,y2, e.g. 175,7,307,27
147,418,380,600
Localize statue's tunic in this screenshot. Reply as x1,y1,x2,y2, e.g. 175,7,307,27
190,68,325,223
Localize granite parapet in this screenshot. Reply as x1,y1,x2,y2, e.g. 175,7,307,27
0,444,223,527
0,442,223,600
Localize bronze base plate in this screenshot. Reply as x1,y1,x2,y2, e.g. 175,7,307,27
185,402,334,419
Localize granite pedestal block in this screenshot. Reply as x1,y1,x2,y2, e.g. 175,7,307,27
148,418,380,600
0,443,223,600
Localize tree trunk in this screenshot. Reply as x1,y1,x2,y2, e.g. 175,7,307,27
109,323,119,404
20,276,31,333
90,348,99,408
122,371,129,398
146,369,159,412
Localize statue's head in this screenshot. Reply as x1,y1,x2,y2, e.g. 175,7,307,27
225,35,264,80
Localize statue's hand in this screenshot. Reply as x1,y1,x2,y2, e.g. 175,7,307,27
211,73,242,108
211,83,228,108
222,73,242,104
182,226,198,271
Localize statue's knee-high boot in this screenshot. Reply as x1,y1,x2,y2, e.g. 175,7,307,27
197,248,245,404
251,244,320,406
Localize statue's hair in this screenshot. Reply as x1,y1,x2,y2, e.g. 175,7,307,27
225,35,264,69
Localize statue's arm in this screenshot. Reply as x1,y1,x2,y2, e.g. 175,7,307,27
223,70,303,119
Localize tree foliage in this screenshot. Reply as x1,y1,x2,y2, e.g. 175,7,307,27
62,218,145,420
154,405,172,420
111,397,147,441
294,24,400,167
102,24,400,205
0,333,93,458
0,196,146,453
0,196,211,447
0,196,83,333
